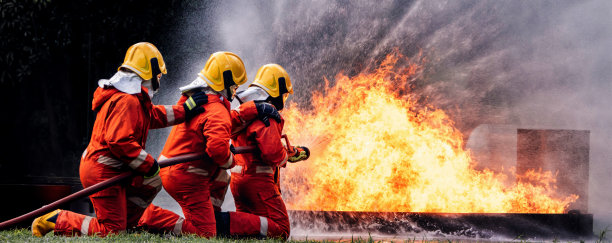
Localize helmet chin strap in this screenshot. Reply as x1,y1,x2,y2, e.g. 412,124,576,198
223,89,233,102
222,70,237,102
152,77,160,91
235,93,244,104
150,57,161,92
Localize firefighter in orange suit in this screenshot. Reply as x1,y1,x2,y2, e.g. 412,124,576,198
137,52,282,237
31,42,208,237
218,64,309,240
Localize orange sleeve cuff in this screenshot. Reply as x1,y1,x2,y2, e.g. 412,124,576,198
173,104,186,124
238,101,258,122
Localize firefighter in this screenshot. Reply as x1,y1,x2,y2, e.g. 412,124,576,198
31,42,209,237
136,52,282,237
219,64,310,240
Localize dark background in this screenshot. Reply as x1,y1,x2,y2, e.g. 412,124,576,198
0,0,211,185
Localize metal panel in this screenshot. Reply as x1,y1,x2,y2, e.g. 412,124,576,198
517,129,590,213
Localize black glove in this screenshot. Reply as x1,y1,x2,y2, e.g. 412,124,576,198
183,91,208,121
254,101,281,127
230,144,236,154
144,160,160,178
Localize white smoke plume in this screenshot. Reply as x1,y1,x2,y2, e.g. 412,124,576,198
149,0,612,232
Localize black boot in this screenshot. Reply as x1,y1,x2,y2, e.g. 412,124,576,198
215,212,230,237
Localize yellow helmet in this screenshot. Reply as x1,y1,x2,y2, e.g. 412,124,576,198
199,52,247,92
119,42,167,81
251,64,293,107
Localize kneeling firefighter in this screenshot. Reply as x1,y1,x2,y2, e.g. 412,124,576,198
137,52,282,237
31,42,209,237
218,64,310,240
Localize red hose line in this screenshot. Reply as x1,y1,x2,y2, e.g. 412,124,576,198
0,146,257,230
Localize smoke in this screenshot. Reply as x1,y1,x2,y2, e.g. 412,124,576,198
149,0,612,233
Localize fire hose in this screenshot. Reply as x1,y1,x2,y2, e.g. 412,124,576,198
0,145,257,230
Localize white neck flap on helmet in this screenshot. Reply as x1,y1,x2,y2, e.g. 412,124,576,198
235,86,270,104
180,76,219,95
98,71,146,95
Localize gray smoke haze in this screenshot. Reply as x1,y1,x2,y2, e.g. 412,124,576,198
148,0,612,234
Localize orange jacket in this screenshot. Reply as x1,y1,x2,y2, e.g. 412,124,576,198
232,117,288,171
83,87,185,174
229,101,257,135
160,94,234,173
158,95,261,171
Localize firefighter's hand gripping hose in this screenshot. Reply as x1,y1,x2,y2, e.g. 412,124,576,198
183,91,208,121
143,160,160,178
288,146,310,163
254,101,281,127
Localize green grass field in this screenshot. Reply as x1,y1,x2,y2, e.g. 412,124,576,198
0,229,508,243
0,228,601,243
1,229,288,243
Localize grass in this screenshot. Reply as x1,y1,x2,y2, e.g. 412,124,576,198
1,229,287,243
0,228,598,243
595,226,610,243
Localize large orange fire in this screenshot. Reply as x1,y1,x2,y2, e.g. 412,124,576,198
281,53,578,213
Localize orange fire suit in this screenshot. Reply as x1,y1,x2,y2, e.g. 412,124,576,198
228,117,290,239
54,87,185,236
138,96,260,237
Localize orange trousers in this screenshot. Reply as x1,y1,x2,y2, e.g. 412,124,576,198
229,172,290,239
54,161,162,236
138,166,229,237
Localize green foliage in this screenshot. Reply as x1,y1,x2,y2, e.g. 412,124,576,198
513,234,526,243
0,0,185,85
0,0,194,184
0,0,62,84
596,226,610,243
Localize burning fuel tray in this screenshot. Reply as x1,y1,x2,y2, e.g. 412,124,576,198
288,210,593,240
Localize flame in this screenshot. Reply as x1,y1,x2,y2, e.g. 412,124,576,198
281,52,578,213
